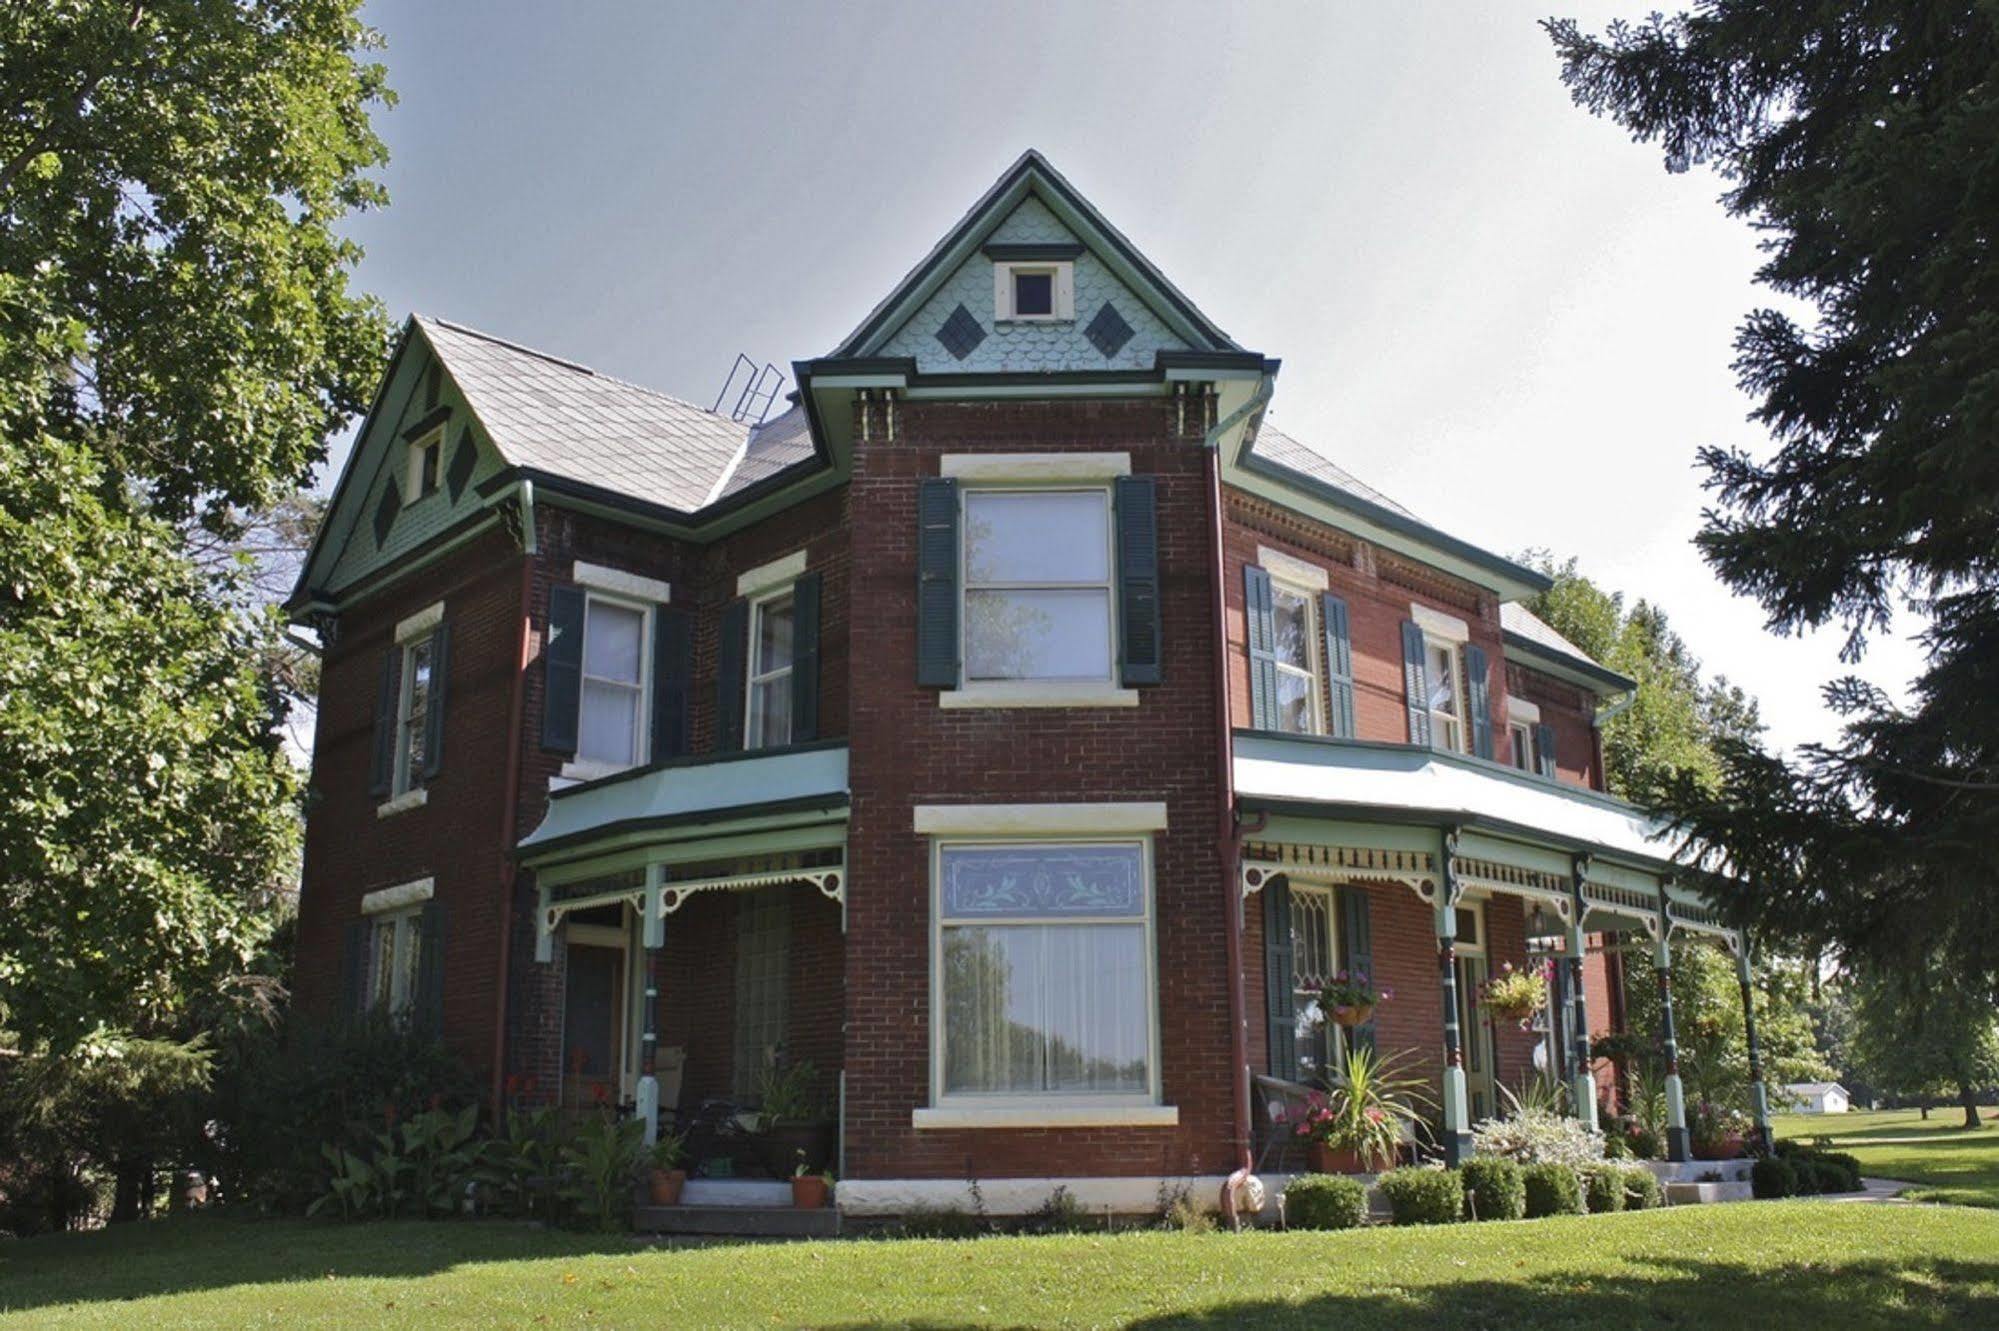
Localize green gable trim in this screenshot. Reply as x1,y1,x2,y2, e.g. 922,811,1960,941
400,404,452,441
1235,445,1551,597
834,150,1243,359
1502,628,1637,695
982,242,1084,261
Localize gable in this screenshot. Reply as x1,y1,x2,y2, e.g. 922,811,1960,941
876,196,1191,374
306,329,510,603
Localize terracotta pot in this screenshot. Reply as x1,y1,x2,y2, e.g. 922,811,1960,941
1330,1003,1375,1028
1693,1133,1745,1162
791,1174,831,1209
1307,1142,1366,1174
648,1168,686,1206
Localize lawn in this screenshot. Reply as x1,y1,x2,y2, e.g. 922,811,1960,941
1773,1105,1999,1208
3,1205,1997,1329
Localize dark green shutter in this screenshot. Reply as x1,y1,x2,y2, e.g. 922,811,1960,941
790,571,822,742
421,624,449,780
1321,593,1355,739
1338,886,1377,1057
541,586,585,753
1263,877,1298,1081
445,429,477,500
416,899,446,1034
916,477,960,687
340,920,370,1020
1113,475,1161,686
1466,643,1494,761
651,606,693,760
1535,722,1559,779
715,598,748,753
368,648,398,796
1244,566,1278,730
1400,620,1432,747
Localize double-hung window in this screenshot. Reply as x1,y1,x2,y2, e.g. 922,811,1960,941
577,596,649,768
393,635,434,796
963,488,1115,684
935,840,1155,1102
1270,581,1321,735
1509,719,1537,772
370,906,424,1017
407,426,443,500
746,589,796,749
1425,636,1466,753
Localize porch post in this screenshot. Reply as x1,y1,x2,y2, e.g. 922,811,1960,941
1656,883,1690,1163
1735,932,1774,1154
1567,857,1598,1132
1436,833,1471,1165
634,865,665,1147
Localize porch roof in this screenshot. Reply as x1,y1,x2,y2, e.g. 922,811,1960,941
517,742,850,867
1232,731,1680,873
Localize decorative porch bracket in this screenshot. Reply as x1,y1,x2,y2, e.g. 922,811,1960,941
1566,854,1599,1132
1436,828,1472,1167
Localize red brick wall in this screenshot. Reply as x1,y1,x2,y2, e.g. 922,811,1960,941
1220,493,1522,759
1507,663,1604,792
294,526,526,1082
841,397,1235,1181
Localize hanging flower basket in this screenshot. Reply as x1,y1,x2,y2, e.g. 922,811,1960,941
1478,962,1547,1023
1328,1002,1376,1028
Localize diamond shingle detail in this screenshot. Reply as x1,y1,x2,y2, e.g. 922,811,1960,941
934,303,987,361
1084,302,1135,359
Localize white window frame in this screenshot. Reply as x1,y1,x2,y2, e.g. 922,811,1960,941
392,635,433,797
1424,635,1468,754
406,424,445,501
1288,881,1348,1077
569,591,652,776
368,903,424,1018
744,583,797,750
918,831,1170,1129
1269,576,1324,737
993,260,1075,323
1507,696,1541,772
959,484,1118,682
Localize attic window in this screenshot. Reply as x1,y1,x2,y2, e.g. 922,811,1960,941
407,426,444,500
994,261,1073,322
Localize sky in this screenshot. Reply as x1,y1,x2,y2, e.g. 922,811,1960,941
333,0,1927,756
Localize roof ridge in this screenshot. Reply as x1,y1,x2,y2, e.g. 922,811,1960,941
418,314,746,427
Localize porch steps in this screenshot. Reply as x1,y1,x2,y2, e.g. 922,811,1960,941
635,1203,839,1238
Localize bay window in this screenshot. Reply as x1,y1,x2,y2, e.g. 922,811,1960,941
935,840,1155,1102
963,488,1115,684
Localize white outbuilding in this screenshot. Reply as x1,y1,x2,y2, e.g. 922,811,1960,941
1783,1082,1851,1114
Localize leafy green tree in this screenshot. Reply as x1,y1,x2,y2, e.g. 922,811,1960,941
3,0,392,522
1546,4,1999,995
1620,942,1830,1115
1848,964,1999,1128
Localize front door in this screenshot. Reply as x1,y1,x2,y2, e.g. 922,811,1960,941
562,932,628,1113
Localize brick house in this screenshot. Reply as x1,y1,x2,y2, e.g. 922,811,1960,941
288,151,1768,1222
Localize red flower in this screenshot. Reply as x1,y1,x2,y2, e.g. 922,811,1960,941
592,1083,610,1105
505,1073,522,1094
429,1093,443,1112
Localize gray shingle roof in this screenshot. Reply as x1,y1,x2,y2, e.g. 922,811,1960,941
718,402,815,501
419,316,796,514
1501,602,1627,684
1249,423,1421,521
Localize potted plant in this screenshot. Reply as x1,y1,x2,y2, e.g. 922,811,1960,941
1479,962,1548,1024
645,1129,688,1206
1316,970,1391,1028
1292,1047,1434,1174
1691,1101,1750,1160
750,1059,834,1177
791,1154,834,1209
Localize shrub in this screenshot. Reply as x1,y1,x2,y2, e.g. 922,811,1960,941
1620,1166,1663,1211
900,1204,985,1239
557,1112,646,1232
1751,1155,1797,1199
1821,1153,1864,1192
1793,1157,1842,1195
1165,1195,1216,1234
1470,1107,1604,1169
1459,1157,1525,1221
1521,1162,1584,1218
1284,1174,1369,1230
1580,1163,1626,1214
1378,1166,1463,1226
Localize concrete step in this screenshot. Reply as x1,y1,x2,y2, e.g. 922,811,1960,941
635,1203,840,1238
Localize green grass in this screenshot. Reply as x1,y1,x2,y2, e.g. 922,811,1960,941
3,1205,1998,1328
1773,1105,1999,1208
